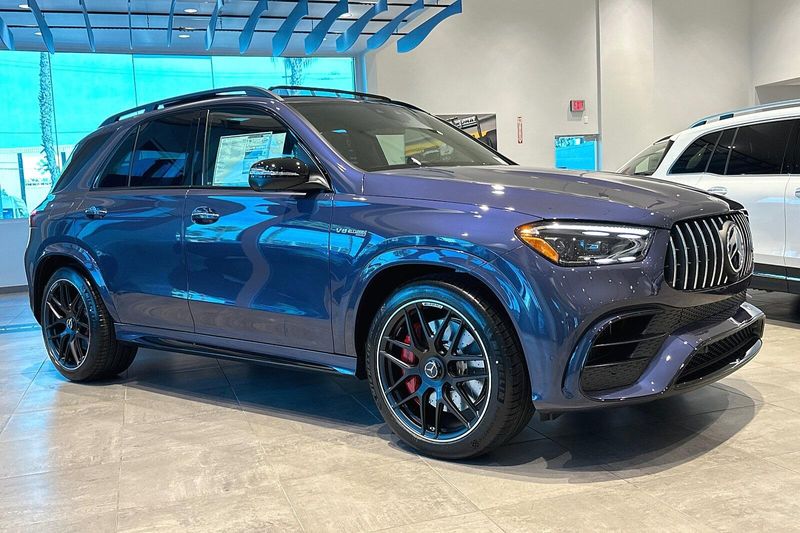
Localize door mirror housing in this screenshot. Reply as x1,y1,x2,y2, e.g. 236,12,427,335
248,157,328,192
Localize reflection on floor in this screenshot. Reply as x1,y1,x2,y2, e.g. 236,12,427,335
1,289,799,531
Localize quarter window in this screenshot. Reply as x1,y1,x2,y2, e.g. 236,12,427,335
54,131,113,191
670,132,720,174
96,131,136,188
204,109,317,187
725,120,795,175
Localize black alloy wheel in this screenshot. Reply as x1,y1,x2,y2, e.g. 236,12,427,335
377,299,491,442
44,279,91,370
40,267,137,381
367,277,533,459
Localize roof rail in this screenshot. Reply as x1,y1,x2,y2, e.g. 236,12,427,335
100,86,280,126
268,85,393,102
690,98,800,128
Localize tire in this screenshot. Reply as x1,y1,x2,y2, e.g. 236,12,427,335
366,276,533,459
40,267,137,381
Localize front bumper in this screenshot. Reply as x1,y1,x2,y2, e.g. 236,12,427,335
535,300,764,413
486,230,764,415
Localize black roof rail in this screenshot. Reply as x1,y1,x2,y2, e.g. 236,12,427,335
100,86,280,126
268,85,393,102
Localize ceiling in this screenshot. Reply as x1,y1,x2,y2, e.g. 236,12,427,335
0,0,462,56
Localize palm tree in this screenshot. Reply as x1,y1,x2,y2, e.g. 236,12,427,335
38,52,60,184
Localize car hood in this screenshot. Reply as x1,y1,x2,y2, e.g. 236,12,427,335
363,166,738,229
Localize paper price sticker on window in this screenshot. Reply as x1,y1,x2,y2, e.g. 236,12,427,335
517,116,523,144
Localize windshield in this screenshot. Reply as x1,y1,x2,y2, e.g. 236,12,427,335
290,100,511,172
619,139,672,176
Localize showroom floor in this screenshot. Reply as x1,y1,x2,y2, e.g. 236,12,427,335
0,291,799,532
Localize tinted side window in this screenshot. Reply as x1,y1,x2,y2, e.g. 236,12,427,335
204,109,317,187
670,132,720,174
53,131,113,192
706,128,736,175
726,120,794,175
97,131,136,188
129,113,198,187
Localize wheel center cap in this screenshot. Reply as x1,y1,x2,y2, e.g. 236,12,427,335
66,317,75,330
423,358,443,380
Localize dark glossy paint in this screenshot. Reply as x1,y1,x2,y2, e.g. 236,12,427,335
25,95,763,413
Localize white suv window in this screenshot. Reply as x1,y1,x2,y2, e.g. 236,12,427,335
725,120,795,175
670,132,720,174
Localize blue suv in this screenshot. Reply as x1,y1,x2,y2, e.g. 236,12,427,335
25,86,765,458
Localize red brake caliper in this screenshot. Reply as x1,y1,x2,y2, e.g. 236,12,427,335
400,334,421,395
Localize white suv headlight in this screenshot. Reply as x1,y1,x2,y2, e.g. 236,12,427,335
515,222,654,266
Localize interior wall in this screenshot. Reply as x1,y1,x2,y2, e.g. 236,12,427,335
365,0,600,168
367,0,753,172
600,0,753,170
0,219,29,289
751,0,800,87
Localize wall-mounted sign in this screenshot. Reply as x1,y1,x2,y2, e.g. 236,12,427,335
438,113,497,149
554,134,599,171
517,116,524,144
570,99,586,113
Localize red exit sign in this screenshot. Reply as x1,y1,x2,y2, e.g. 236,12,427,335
569,100,585,113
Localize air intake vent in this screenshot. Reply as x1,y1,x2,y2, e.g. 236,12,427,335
665,212,753,291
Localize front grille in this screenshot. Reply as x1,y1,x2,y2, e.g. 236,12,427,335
665,212,753,291
580,292,745,393
675,320,764,386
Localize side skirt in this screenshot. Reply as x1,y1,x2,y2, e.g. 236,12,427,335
751,263,800,294
115,324,358,376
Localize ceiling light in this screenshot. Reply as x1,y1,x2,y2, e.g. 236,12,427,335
183,8,198,13
342,12,354,18
34,31,41,36
18,3,29,8
178,33,191,39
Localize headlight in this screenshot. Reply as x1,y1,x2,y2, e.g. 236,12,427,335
515,221,654,266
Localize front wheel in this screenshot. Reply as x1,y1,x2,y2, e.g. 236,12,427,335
41,267,137,382
366,277,533,459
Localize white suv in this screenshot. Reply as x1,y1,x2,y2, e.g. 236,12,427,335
620,101,800,294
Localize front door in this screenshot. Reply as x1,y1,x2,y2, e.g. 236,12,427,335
185,107,333,352
75,110,202,331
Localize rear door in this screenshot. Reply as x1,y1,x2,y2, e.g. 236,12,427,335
184,106,333,351
691,120,794,269
75,110,201,331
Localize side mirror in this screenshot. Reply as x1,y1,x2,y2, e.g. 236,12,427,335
248,157,328,192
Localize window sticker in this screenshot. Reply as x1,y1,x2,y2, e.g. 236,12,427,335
212,131,287,186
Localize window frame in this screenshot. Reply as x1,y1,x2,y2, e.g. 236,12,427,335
195,104,330,191
90,108,203,190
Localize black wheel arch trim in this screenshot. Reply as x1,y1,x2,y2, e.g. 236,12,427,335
32,243,119,324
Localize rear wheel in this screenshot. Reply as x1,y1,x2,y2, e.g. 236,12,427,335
366,277,533,459
41,267,137,381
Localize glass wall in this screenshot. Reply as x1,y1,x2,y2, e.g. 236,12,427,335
0,52,355,219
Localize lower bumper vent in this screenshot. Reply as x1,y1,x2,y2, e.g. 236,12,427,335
580,293,746,393
675,320,764,386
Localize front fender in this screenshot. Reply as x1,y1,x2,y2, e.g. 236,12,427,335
339,243,548,368
34,242,119,322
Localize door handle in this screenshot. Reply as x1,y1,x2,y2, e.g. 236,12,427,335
84,205,108,219
795,187,800,199
191,206,220,224
707,186,728,196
